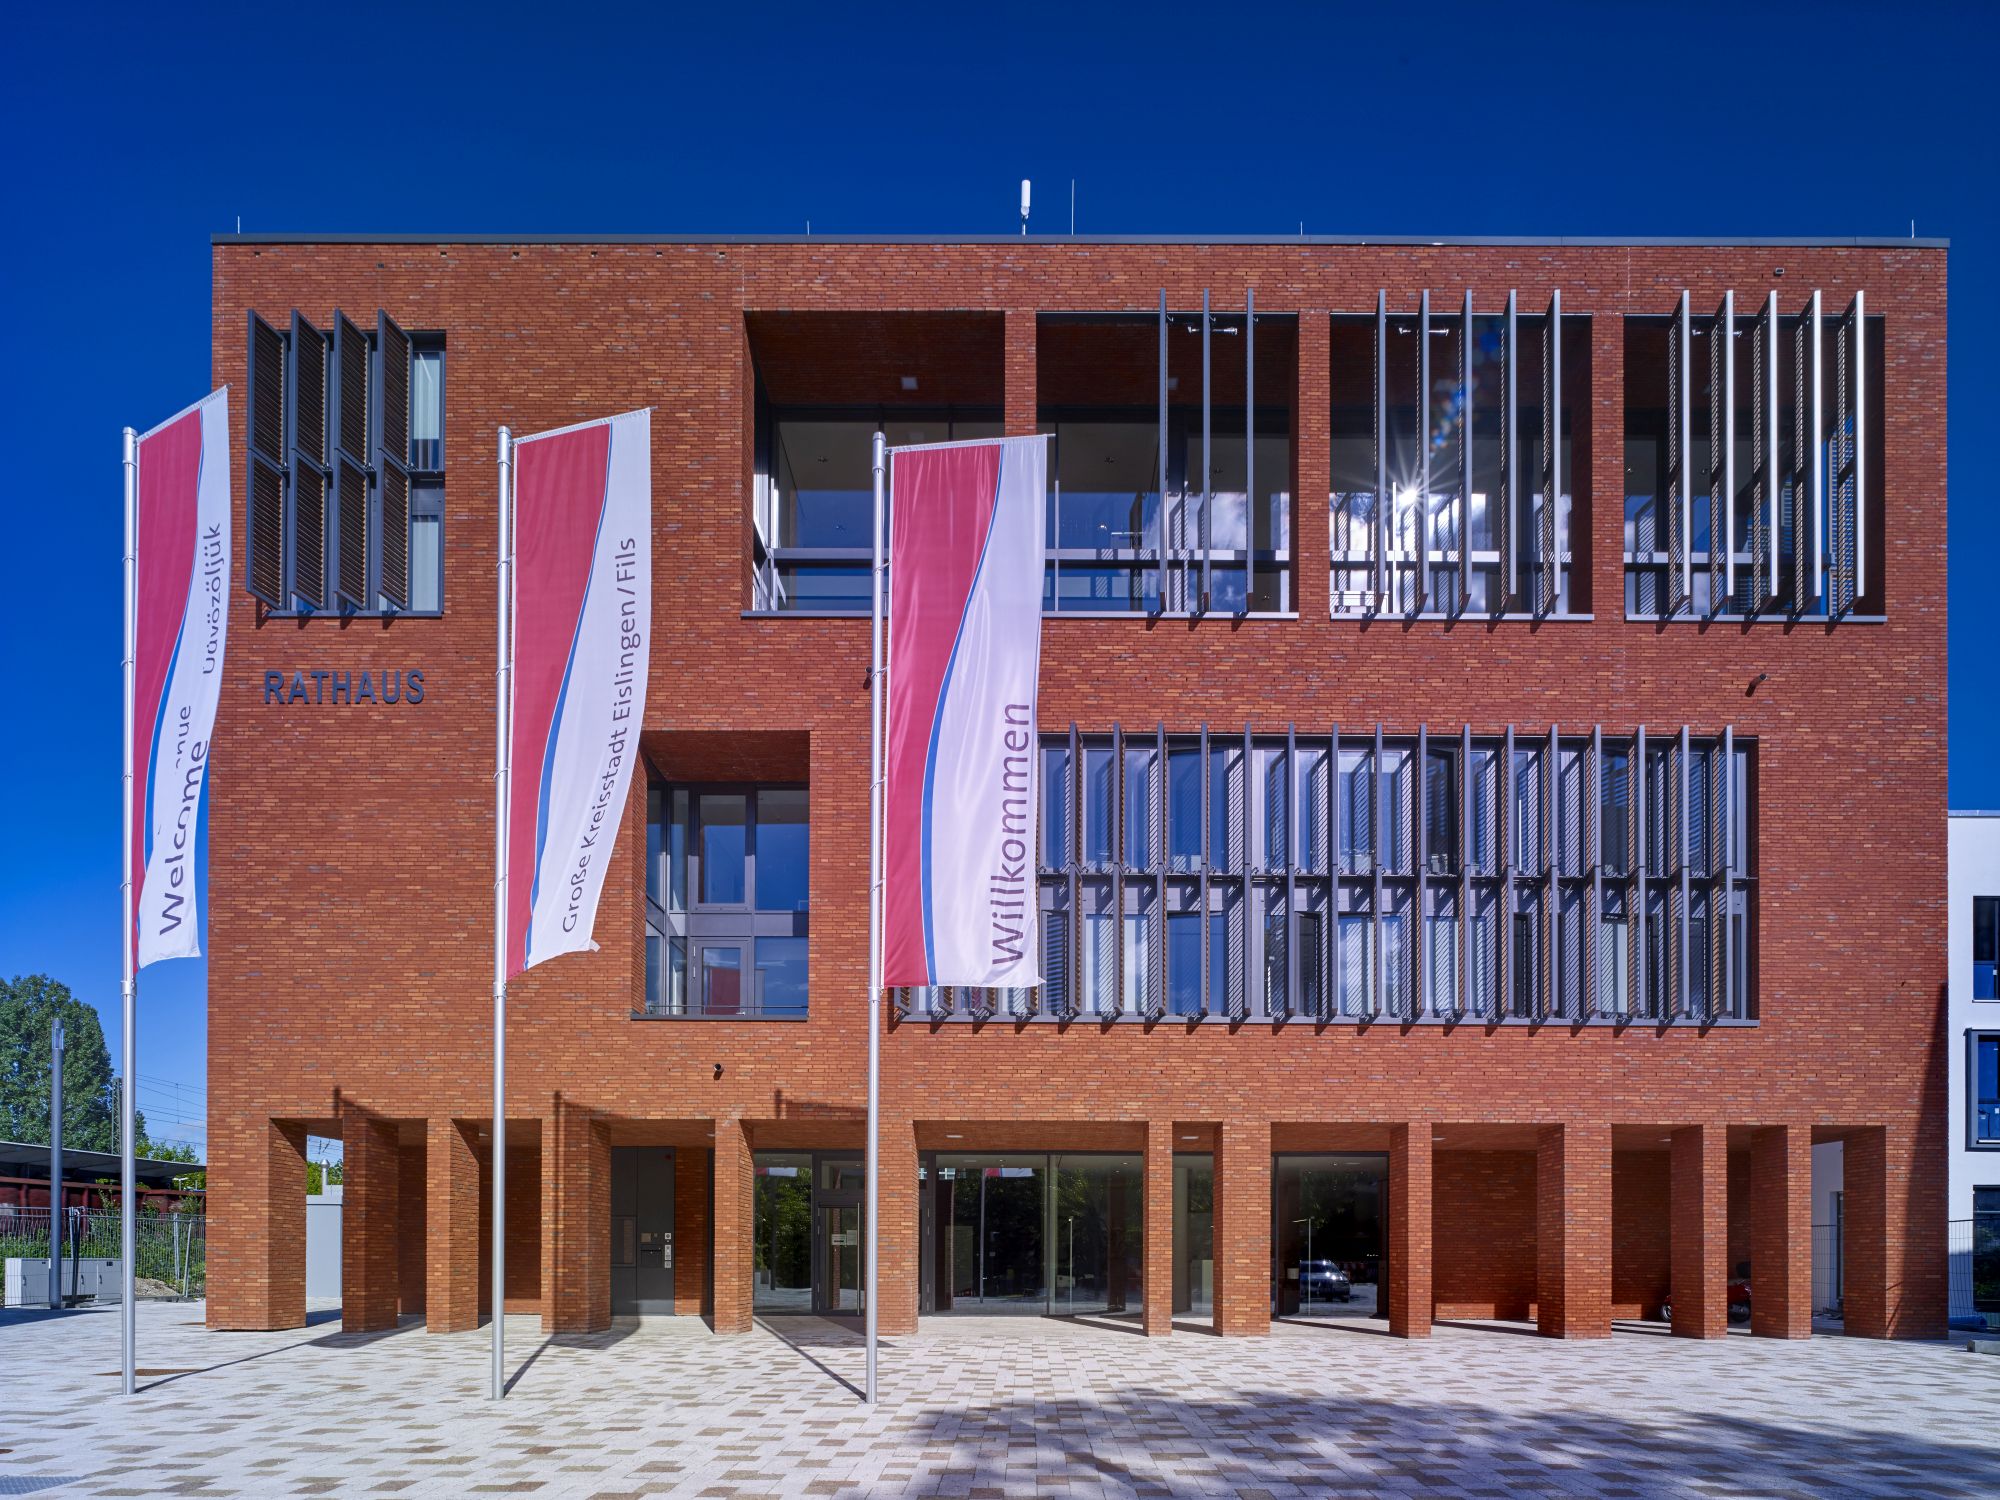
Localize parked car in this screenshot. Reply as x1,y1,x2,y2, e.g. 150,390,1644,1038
1660,1276,1752,1326
1297,1260,1352,1302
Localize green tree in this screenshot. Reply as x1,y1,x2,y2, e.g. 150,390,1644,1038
0,974,149,1153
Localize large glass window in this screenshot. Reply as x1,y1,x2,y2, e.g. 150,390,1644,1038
243,312,446,617
910,727,1754,1024
1039,308,1296,618
923,1152,1142,1319
1975,1185,2000,1315
643,781,809,1018
1274,1154,1386,1320
1975,897,1998,1001
1974,1034,1999,1145
1624,297,1883,621
1331,299,1586,619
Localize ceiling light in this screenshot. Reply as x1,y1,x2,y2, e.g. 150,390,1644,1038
899,375,919,391
1181,1135,1200,1142
945,1132,963,1139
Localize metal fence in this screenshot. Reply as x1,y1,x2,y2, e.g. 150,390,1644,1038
1810,1221,1843,1318
0,1207,206,1297
1950,1217,1997,1328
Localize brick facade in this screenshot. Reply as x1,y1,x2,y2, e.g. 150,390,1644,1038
204,236,1948,1345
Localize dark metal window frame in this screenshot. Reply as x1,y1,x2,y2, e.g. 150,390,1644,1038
747,297,1299,621
1623,296,1882,625
1329,295,1583,623
244,309,446,619
640,778,810,1020
1971,1030,2000,1151
900,724,1755,1028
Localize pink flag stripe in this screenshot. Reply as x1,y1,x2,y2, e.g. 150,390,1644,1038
506,421,612,976
883,442,1004,986
131,408,204,966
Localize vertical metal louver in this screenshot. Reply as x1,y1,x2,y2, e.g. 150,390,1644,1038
1829,292,1865,618
1708,732,1732,1020
1537,293,1562,617
1500,291,1518,608
1666,293,1693,616
288,314,329,612
1413,292,1432,616
245,312,288,607
1789,292,1824,612
1457,291,1474,617
330,314,372,610
1372,291,1389,611
375,313,413,612
335,454,371,609
1706,293,1735,614
1749,292,1779,611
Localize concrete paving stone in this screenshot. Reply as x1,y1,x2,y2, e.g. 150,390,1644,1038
2,1304,1997,1497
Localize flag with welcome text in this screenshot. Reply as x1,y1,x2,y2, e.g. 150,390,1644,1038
505,408,652,976
883,435,1046,988
133,389,230,970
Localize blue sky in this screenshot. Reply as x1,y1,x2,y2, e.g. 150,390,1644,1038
0,0,1991,1155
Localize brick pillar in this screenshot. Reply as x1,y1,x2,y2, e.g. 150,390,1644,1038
1387,1124,1433,1339
1213,1120,1270,1336
541,1100,609,1334
711,1118,754,1333
396,1138,426,1318
1143,1121,1174,1336
425,1119,481,1332
1004,309,1037,436
673,1147,711,1317
208,1117,307,1330
1749,1124,1812,1339
1536,1122,1611,1338
1670,1124,1728,1338
878,1118,920,1335
1839,1125,1944,1339
340,1104,402,1333
1293,311,1330,621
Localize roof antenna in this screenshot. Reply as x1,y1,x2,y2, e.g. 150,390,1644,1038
1020,179,1031,236
1070,179,1075,236
236,215,241,234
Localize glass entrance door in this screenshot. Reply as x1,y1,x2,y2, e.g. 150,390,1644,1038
813,1157,865,1315
816,1203,864,1313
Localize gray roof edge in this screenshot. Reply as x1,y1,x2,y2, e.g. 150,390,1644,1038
210,231,1951,249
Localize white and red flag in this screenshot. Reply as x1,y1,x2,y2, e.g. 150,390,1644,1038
882,435,1046,988
132,389,230,969
505,409,652,975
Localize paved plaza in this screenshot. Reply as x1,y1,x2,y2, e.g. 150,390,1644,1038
2,1302,1997,1498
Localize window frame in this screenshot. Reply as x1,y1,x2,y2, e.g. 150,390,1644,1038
244,309,446,620
640,776,810,1020
1971,1031,2000,1151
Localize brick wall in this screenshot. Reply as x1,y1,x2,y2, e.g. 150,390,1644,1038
205,239,1948,1338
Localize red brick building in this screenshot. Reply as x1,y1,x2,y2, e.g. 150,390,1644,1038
204,233,1947,1344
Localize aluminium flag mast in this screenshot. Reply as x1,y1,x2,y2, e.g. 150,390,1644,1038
489,409,651,1400
491,425,514,1402
122,390,231,1397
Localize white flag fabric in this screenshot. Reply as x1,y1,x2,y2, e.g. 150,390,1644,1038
133,389,230,969
505,408,652,976
883,435,1046,988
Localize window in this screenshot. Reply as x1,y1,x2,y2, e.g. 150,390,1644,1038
1331,293,1587,620
1975,898,1998,1001
1973,1034,1999,1146
1039,303,1296,617
244,309,444,616
908,724,1754,1025
1624,292,1881,621
642,781,808,1017
1976,1185,2000,1314
753,411,1002,610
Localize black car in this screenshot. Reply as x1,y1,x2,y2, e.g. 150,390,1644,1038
1297,1259,1352,1302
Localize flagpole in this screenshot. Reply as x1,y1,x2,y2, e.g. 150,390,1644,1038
865,429,886,1404
491,425,514,1401
120,424,138,1397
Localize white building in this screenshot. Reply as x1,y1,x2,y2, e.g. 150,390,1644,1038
1947,811,2000,1329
